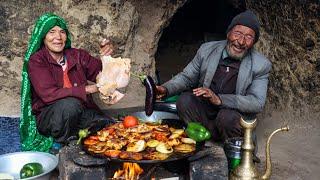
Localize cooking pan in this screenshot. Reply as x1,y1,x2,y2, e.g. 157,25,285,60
81,118,205,164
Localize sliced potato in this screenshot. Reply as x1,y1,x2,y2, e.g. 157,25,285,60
174,143,195,153
169,127,176,133
126,140,146,152
168,133,180,139
172,129,184,135
146,139,160,148
156,142,173,154
169,129,184,139
167,138,181,146
181,138,196,144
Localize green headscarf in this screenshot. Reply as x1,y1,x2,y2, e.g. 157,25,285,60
20,13,71,152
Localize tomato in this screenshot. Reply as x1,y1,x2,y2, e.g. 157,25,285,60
123,115,139,128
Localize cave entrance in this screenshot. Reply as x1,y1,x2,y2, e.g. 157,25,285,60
155,0,245,84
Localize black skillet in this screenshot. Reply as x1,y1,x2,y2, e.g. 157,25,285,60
80,118,205,164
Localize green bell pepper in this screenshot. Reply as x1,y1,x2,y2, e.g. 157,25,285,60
20,162,43,179
186,122,211,142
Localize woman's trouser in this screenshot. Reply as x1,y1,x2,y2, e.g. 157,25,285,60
36,97,107,143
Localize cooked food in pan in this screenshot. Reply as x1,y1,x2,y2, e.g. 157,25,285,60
83,118,196,161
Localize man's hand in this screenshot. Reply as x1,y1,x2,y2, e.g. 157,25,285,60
193,87,221,105
156,85,167,100
100,38,114,56
85,84,98,94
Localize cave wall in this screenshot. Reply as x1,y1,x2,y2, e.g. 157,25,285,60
251,0,320,109
247,0,320,129
0,0,319,122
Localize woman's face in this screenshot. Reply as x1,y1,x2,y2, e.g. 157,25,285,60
43,26,67,54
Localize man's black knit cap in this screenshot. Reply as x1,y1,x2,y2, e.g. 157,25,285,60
226,10,260,42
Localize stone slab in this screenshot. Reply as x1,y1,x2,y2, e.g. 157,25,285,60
189,142,228,180
58,143,107,180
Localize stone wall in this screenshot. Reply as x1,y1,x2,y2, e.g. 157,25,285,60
251,0,320,110
248,0,320,130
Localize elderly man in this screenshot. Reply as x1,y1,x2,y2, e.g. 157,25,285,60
156,10,271,142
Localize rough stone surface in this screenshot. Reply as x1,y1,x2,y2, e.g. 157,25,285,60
249,0,320,113
189,142,228,180
58,142,107,180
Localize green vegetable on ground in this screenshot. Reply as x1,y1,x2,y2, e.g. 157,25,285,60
185,122,211,142
77,128,90,145
20,162,43,179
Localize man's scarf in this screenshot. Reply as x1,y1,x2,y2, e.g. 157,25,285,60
20,13,71,152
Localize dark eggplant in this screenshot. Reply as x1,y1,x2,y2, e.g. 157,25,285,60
130,72,157,116
143,76,156,116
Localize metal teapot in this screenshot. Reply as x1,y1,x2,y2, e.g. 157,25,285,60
229,118,289,180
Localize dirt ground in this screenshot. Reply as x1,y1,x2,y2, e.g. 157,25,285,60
255,110,320,180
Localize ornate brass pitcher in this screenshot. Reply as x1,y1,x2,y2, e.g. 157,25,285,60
229,118,289,180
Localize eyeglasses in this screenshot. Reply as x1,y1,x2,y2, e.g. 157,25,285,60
231,31,255,42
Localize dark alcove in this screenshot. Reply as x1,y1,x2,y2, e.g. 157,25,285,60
155,0,246,84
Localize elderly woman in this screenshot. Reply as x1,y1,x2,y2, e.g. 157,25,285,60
20,13,113,152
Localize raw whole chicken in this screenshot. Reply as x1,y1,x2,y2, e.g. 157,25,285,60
96,55,131,105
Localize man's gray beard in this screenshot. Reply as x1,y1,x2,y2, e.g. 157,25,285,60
226,42,249,60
